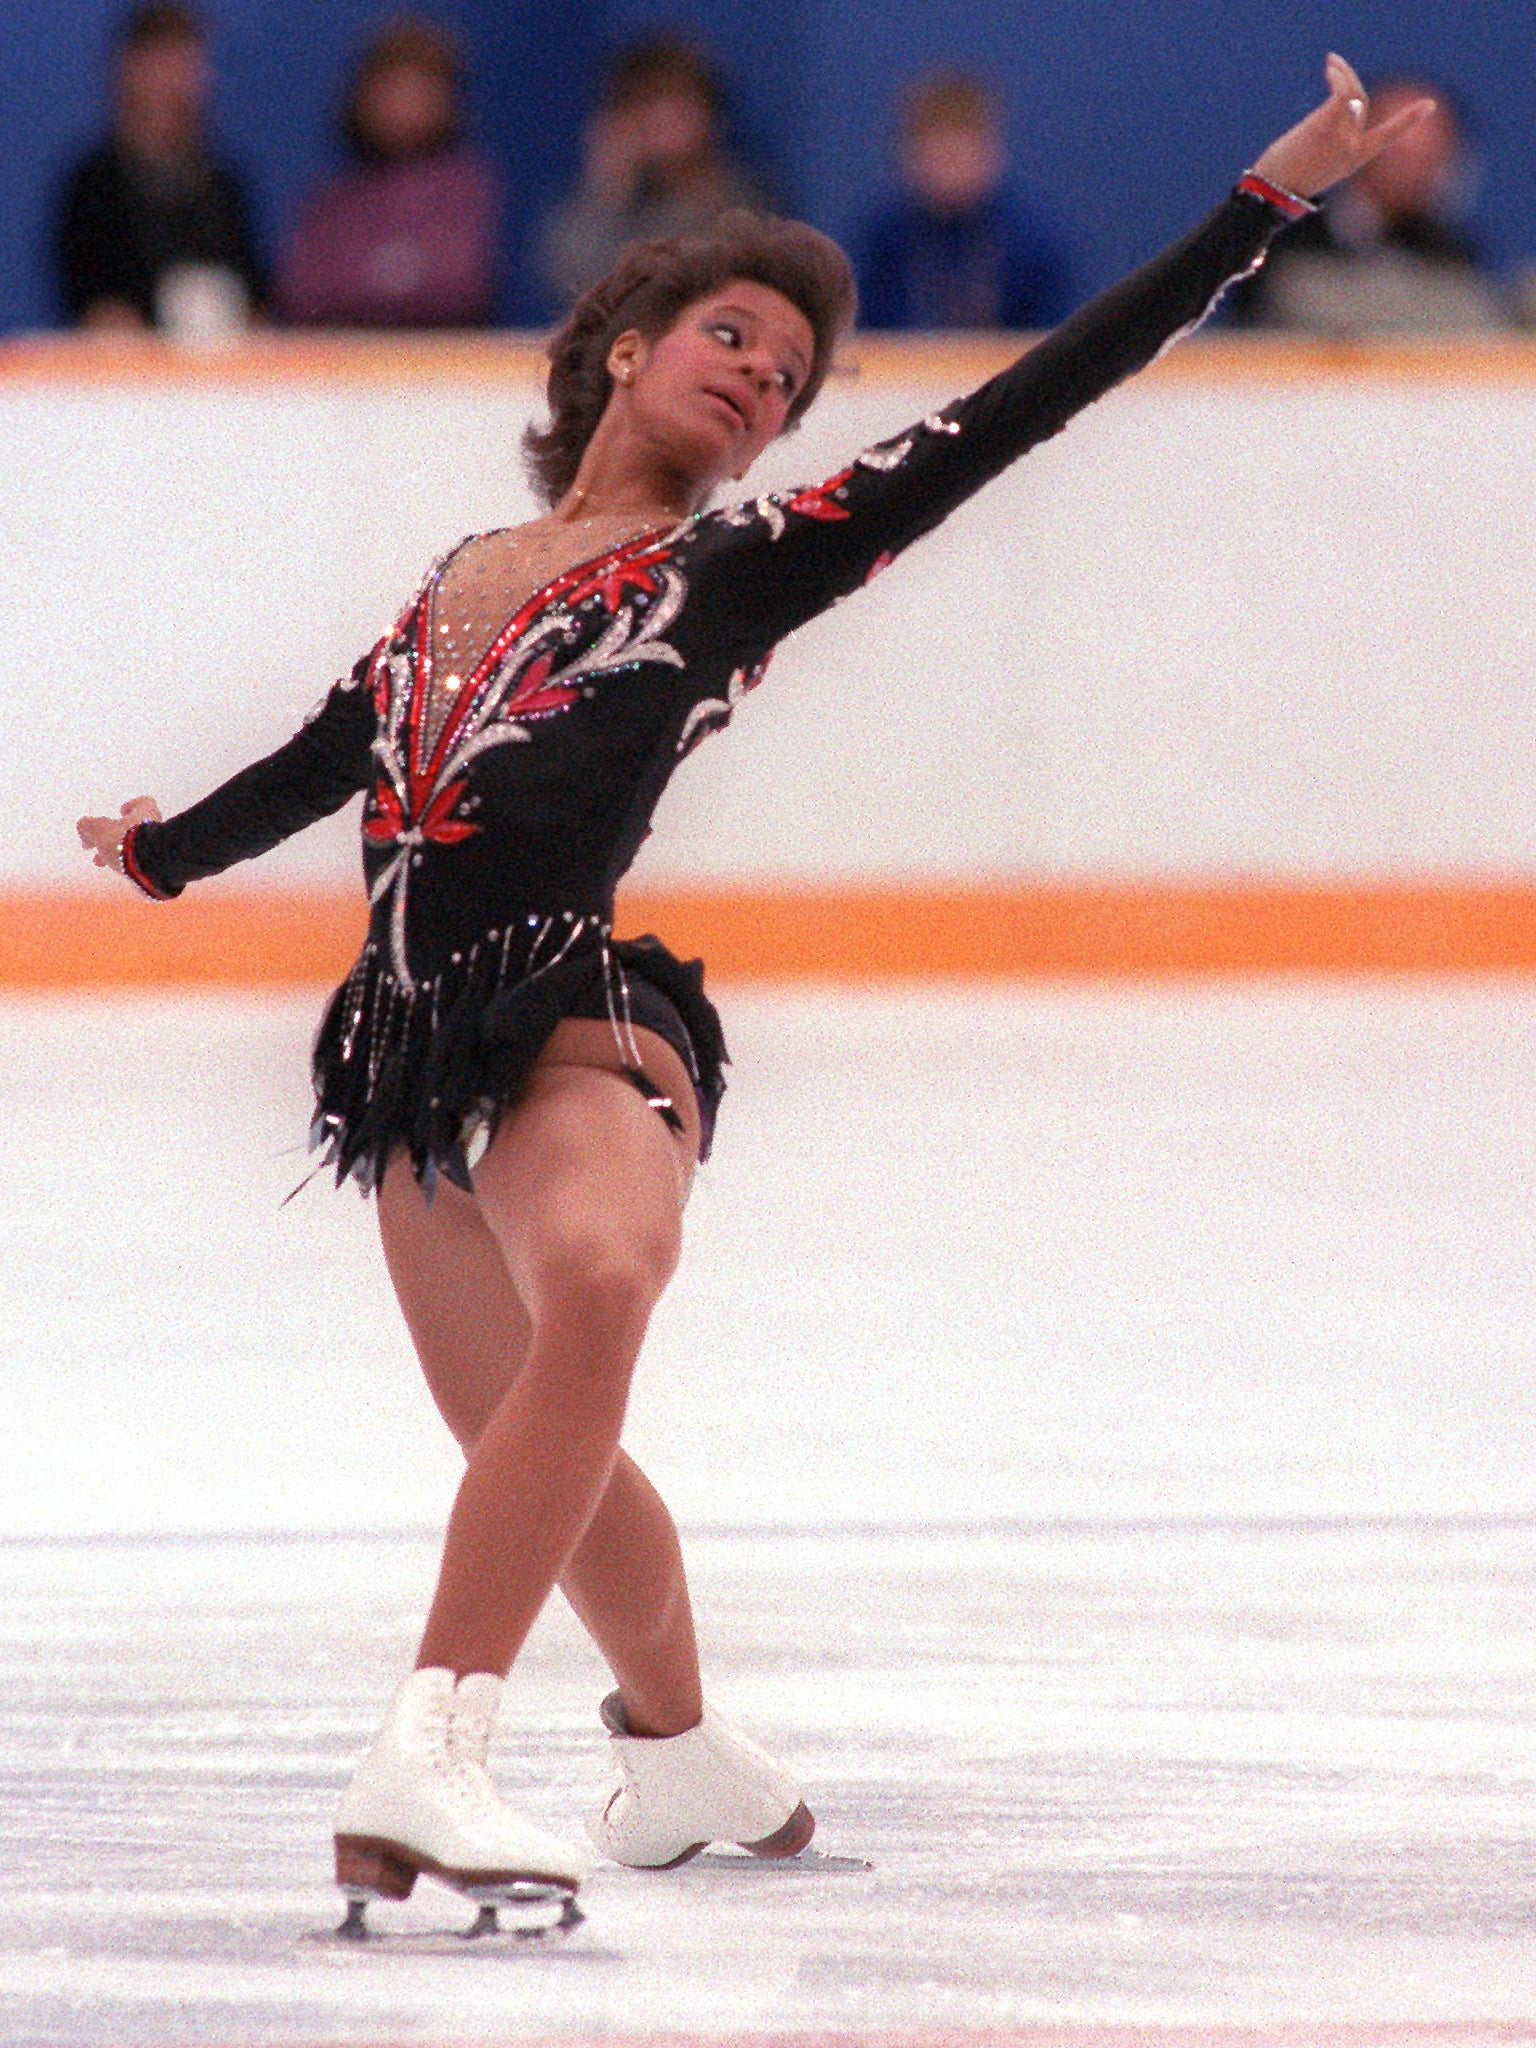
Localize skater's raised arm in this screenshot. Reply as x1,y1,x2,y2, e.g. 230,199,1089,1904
77,653,378,899
703,55,1432,657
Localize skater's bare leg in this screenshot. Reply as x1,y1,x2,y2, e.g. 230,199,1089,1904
377,1083,703,1732
377,1025,703,1724
413,1057,690,1676
558,1456,703,1735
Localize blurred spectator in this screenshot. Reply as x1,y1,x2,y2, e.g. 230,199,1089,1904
537,36,769,310
276,17,502,330
1231,77,1517,335
855,69,1073,331
56,3,266,338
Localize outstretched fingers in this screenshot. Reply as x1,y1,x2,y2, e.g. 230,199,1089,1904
1323,52,1365,108
1325,51,1435,167
76,795,163,870
1253,53,1436,200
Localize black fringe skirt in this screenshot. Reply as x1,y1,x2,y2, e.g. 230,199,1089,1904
307,920,727,1197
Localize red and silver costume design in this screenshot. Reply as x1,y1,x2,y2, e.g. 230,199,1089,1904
123,188,1292,1193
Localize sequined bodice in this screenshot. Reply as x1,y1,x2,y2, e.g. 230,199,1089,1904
358,508,725,990
424,518,677,756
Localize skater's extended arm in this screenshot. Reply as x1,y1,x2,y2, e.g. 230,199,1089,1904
78,655,377,899
706,56,1432,658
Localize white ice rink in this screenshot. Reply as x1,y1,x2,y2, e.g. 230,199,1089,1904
4,983,1536,2043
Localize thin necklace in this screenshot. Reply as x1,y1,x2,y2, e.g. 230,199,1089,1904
556,487,690,529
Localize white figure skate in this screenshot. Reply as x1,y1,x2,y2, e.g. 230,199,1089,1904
588,1690,815,1868
333,1666,588,1939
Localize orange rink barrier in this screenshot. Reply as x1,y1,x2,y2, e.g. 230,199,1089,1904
7,880,1536,989
6,329,1536,389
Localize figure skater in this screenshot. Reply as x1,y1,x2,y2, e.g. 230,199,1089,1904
79,57,1426,1933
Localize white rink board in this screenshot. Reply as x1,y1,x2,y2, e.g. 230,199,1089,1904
14,364,1536,887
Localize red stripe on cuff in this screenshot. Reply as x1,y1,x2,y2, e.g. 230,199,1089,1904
1237,171,1316,222
120,823,172,900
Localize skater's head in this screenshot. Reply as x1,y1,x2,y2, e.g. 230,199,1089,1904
525,211,856,510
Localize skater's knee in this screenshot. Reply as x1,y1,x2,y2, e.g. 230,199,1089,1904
527,1233,670,1359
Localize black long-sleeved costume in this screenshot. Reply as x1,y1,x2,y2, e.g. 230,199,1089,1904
124,188,1291,1192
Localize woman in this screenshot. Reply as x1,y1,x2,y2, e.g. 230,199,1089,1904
79,58,1425,1934
276,16,502,331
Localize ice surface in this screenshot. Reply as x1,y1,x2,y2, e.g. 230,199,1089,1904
4,1519,1536,2042
11,984,1536,1538
3,986,1536,2040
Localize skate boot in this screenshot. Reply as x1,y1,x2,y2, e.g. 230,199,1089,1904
333,1666,588,1937
587,1690,815,1868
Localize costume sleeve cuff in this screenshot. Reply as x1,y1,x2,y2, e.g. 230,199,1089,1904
1235,171,1318,223
120,821,176,900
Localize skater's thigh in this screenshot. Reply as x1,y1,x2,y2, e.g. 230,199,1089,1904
539,1017,701,1198
377,1023,693,1436
471,1050,692,1320
377,1157,530,1452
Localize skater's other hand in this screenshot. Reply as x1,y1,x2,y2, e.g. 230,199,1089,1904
77,796,163,874
1253,55,1434,200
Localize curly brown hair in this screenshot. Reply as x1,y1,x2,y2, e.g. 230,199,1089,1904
524,211,857,508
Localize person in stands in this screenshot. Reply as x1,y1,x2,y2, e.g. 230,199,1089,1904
56,2,266,338
537,36,768,312
855,68,1073,331
1229,74,1516,335
277,16,503,331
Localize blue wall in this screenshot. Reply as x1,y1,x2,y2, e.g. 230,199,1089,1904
2,0,1533,334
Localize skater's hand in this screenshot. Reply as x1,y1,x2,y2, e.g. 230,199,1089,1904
77,796,162,876
1252,55,1434,200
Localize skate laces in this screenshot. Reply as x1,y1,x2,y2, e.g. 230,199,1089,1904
399,1692,492,1814
445,1697,509,1814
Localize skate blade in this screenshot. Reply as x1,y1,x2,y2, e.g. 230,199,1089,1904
320,1882,584,1946
686,1846,873,1873
457,1885,587,1942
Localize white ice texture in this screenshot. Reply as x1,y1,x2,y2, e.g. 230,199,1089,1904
3,987,1535,2041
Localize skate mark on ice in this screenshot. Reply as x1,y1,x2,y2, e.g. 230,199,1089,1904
299,1919,614,1960
300,1927,617,1960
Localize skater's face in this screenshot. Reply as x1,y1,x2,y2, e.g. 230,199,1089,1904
606,280,817,491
